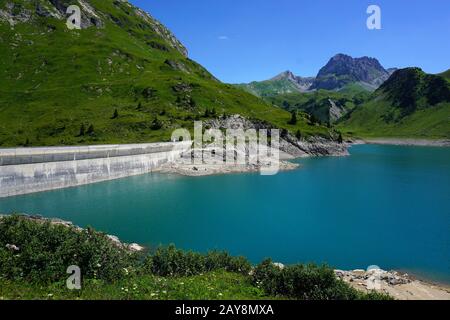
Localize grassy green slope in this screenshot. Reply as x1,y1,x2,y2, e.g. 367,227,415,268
339,99,450,138
439,69,450,80
0,271,271,300
0,0,330,147
338,68,450,139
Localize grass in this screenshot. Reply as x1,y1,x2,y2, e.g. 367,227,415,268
338,100,450,139
0,271,273,300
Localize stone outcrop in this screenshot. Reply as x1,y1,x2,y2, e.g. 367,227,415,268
335,269,411,287
205,115,349,158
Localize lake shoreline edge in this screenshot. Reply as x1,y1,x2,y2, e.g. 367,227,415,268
353,138,450,147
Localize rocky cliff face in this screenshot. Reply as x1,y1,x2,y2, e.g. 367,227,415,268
310,54,391,91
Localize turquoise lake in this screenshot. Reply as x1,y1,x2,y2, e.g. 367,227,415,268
1,144,449,283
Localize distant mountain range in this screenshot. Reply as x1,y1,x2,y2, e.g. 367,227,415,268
236,54,397,96
252,66,450,139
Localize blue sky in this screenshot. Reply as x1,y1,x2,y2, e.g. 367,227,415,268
130,0,450,83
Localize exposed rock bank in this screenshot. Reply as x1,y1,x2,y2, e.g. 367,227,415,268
160,115,348,177
157,161,299,177
336,269,450,300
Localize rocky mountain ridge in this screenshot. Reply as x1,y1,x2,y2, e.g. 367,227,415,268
237,54,395,95
310,53,392,91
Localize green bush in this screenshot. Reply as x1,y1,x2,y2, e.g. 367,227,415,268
0,216,137,283
205,251,251,274
252,259,392,300
144,245,251,277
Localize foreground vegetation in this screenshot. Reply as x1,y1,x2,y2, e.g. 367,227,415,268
0,215,390,300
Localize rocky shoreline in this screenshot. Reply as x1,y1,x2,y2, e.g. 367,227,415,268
156,115,348,177
336,269,450,300
157,161,300,177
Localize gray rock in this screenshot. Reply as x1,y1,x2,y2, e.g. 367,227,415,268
273,262,285,270
205,114,349,158
6,244,20,252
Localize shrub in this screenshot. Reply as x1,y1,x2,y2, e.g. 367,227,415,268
145,245,251,277
337,132,343,144
288,111,297,125
0,215,137,283
252,259,391,300
111,109,119,119
87,124,95,135
204,251,251,274
150,117,163,130
78,124,86,136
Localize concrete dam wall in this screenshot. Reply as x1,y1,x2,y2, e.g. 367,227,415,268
0,142,191,198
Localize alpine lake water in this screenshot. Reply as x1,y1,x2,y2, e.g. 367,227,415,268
1,144,449,284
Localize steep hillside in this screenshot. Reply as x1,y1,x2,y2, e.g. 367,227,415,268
439,69,450,80
0,0,330,147
339,68,450,138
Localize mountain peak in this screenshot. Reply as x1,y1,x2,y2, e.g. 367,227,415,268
271,70,297,81
310,53,390,91
331,53,352,60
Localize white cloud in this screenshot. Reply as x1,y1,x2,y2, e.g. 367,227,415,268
218,35,229,40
